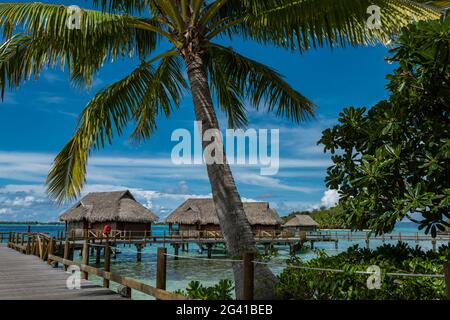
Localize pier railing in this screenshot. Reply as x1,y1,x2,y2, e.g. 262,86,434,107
54,228,450,241
5,231,187,300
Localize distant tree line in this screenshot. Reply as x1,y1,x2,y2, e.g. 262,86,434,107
283,206,348,229
0,221,63,225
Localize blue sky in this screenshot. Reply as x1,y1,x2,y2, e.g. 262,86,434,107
0,1,396,221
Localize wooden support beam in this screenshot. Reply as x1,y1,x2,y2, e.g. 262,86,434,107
156,248,167,291
81,239,89,280
174,244,179,260
243,252,255,300
104,239,111,288
136,244,142,262
95,246,101,265
47,237,54,265
207,244,212,259
26,231,31,255
63,237,70,271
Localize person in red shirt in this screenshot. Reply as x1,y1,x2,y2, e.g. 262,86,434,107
102,224,111,237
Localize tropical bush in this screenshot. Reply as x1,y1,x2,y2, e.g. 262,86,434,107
175,279,234,300
276,242,450,300
319,18,450,235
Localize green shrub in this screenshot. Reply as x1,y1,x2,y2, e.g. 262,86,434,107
276,242,450,300
175,279,234,300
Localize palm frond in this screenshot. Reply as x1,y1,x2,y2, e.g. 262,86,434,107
0,33,32,99
0,2,162,89
132,54,188,141
205,51,248,129
92,0,151,14
207,43,315,123
46,53,186,203
210,0,442,51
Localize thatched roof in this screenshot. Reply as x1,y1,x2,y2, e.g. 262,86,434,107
60,190,158,223
165,198,282,226
283,214,319,227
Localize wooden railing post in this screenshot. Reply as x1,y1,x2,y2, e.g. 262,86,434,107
26,231,31,255
103,238,111,288
243,252,255,300
445,262,450,300
63,235,70,271
47,237,54,265
156,248,167,291
44,237,50,261
82,236,90,280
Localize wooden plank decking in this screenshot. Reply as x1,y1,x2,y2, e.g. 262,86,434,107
0,244,126,300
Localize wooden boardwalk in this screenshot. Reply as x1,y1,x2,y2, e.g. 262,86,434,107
0,244,126,300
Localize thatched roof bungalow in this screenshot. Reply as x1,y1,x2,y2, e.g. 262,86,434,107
165,198,283,237
60,190,158,236
283,214,319,232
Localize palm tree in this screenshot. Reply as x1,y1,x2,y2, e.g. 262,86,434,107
0,1,440,299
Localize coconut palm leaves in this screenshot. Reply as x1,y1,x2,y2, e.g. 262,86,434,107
0,1,441,203
0,2,161,91
46,54,186,201
207,44,314,126
203,0,442,50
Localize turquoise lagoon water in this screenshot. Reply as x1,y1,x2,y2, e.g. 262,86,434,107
1,222,448,300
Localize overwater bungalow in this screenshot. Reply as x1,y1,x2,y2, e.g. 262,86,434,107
165,198,283,237
60,190,158,237
283,214,319,233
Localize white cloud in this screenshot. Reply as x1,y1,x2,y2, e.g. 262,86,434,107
4,196,37,207
0,208,13,215
0,151,326,193
236,172,318,193
320,189,340,208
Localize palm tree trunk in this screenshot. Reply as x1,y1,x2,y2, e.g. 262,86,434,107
185,53,278,299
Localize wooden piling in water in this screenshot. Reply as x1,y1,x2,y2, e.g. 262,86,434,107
174,244,179,260
156,248,167,291
96,246,101,265
207,244,212,259
136,244,142,262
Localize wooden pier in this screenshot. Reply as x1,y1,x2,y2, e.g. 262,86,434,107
0,244,126,300
0,232,188,300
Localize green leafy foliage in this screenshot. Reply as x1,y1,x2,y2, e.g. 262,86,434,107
175,279,234,300
319,18,450,235
276,242,450,299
